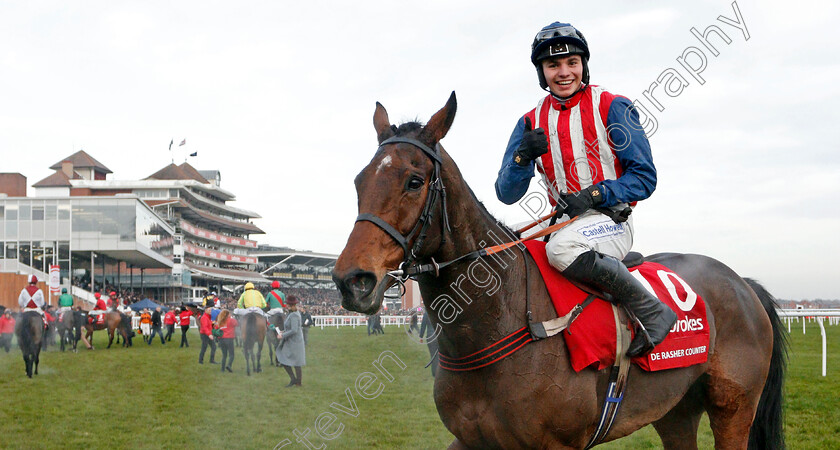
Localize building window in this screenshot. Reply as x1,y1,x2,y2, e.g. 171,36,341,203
58,204,70,220
32,207,45,220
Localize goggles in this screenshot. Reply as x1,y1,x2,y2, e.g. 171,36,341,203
535,25,583,43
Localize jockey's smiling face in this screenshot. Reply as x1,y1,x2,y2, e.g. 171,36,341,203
542,55,583,98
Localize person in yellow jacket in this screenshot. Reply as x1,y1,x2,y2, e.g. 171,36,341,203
234,282,266,317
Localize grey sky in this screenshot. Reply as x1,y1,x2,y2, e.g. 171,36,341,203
1,0,838,299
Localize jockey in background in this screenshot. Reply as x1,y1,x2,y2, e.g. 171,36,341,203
266,280,286,318
18,275,45,316
58,287,74,314
202,291,216,308
234,282,266,317
89,292,108,324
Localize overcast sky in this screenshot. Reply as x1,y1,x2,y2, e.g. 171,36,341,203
2,0,838,299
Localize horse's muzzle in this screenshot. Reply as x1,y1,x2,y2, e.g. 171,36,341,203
332,269,379,313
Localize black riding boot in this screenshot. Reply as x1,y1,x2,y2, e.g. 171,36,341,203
283,365,297,387
563,250,678,357
294,366,302,387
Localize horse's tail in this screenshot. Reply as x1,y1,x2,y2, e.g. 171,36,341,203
245,313,257,345
744,278,789,450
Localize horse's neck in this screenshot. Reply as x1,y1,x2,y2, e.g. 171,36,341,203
420,152,531,356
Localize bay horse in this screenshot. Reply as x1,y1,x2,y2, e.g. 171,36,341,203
58,309,83,352
240,312,266,375
332,93,787,449
83,310,132,349
16,311,43,378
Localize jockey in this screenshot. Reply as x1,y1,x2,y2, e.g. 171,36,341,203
266,280,286,318
18,275,45,316
202,291,216,308
495,22,676,357
58,287,74,314
234,282,266,317
89,292,108,323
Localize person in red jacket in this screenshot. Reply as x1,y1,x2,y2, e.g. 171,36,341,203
163,308,177,342
178,307,192,348
214,310,237,373
198,307,217,364
0,310,16,352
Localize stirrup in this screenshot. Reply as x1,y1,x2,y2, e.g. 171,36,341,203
626,323,654,357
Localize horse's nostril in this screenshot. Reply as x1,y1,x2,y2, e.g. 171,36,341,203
335,270,377,300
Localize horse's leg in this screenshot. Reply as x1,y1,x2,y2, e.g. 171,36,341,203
652,382,705,450
244,345,251,376
256,340,263,373
107,327,114,349
703,369,763,450
34,348,39,375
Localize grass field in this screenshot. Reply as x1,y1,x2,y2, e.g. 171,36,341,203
0,318,837,449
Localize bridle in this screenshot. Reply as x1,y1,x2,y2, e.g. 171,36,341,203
355,135,451,281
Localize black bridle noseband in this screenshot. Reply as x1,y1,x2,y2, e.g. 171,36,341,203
355,136,451,278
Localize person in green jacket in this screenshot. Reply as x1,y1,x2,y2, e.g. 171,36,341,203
58,288,74,313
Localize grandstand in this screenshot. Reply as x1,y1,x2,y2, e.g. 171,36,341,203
254,245,404,312
254,245,337,289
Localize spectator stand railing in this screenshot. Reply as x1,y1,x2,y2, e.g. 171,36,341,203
777,309,840,377
313,315,411,329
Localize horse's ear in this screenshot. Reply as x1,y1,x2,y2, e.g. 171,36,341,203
421,91,457,144
374,101,393,144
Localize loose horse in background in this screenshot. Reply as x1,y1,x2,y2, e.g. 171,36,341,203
84,310,132,349
332,93,788,449
16,311,43,378
240,313,266,375
58,309,83,353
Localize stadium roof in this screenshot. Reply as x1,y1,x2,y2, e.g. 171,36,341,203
254,249,338,271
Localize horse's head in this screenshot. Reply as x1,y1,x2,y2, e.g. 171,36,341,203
333,93,457,314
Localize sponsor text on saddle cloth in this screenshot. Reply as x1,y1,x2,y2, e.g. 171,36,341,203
525,241,710,371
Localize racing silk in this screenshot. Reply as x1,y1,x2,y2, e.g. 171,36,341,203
237,289,266,309
267,289,286,309
19,286,45,310
58,293,74,307
202,295,215,307
140,313,152,325
95,299,107,311
495,85,656,207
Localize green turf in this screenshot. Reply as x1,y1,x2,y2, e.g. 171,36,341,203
0,318,837,449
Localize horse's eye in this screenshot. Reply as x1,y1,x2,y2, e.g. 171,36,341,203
406,176,425,191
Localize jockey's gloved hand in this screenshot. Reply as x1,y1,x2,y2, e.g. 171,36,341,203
514,117,548,166
559,185,604,218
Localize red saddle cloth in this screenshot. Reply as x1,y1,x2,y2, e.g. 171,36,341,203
89,314,105,325
524,241,710,372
